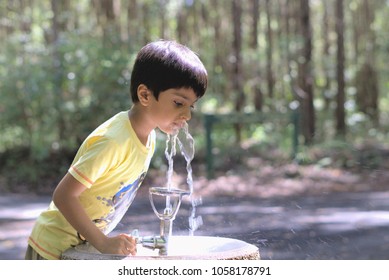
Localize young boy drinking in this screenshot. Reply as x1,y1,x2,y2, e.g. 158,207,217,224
25,40,208,259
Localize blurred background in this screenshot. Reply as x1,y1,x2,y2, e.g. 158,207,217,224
1,0,389,260
1,0,388,193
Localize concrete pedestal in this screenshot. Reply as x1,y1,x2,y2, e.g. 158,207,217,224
61,236,260,260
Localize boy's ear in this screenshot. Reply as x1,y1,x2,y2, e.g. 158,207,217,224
137,84,151,106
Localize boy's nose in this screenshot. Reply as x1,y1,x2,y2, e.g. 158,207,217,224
182,108,192,121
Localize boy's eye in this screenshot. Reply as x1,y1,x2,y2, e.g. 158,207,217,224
174,100,195,110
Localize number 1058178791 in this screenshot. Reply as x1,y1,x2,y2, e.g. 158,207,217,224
211,266,271,276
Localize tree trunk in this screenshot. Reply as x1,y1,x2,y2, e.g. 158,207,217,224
321,0,331,110
159,0,167,39
101,0,120,46
275,0,285,100
210,0,229,98
141,2,151,44
127,0,139,50
335,0,346,136
250,0,263,111
284,0,292,79
355,63,378,122
250,0,259,49
354,0,379,124
265,0,274,100
298,0,315,145
232,0,244,143
50,0,69,142
176,4,187,43
211,0,223,70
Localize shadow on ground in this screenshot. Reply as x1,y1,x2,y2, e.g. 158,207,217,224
3,190,388,260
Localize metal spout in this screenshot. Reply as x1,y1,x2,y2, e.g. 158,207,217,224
132,229,168,256
139,235,166,249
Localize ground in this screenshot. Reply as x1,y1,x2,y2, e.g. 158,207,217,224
2,159,389,260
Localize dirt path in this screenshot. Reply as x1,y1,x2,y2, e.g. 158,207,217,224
2,160,389,259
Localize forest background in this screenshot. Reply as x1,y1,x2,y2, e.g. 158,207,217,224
1,0,389,196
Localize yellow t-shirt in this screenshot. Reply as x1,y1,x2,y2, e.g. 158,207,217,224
28,111,156,259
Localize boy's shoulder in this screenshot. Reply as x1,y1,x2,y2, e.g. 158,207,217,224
92,111,128,136
81,111,128,147
86,111,155,149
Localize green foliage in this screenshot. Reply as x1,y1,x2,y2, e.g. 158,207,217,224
1,1,389,192
0,30,133,190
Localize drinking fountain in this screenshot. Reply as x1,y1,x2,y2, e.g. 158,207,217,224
132,186,190,255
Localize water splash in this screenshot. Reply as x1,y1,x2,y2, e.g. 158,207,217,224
188,197,203,236
165,132,177,191
176,123,194,194
165,123,203,235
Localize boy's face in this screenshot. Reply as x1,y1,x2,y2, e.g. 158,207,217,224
149,87,197,135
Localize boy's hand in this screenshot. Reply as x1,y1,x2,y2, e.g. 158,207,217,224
99,234,137,256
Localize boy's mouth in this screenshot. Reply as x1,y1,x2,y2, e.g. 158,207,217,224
169,121,185,134
172,121,185,130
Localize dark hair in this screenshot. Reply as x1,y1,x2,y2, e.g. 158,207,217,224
130,40,208,103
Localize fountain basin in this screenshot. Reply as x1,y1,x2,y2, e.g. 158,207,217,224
61,236,260,260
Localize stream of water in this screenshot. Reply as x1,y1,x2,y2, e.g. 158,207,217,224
165,123,203,235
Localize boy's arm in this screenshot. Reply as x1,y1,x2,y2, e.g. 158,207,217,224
53,172,136,255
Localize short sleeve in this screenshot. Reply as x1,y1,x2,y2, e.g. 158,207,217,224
69,136,120,188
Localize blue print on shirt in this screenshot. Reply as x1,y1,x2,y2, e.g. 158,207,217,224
101,172,146,234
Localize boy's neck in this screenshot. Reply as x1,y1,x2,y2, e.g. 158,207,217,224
128,106,153,146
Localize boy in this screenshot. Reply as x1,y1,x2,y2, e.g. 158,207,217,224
25,40,208,260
